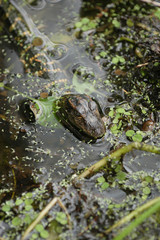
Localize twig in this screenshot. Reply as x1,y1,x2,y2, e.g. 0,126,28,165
140,0,160,7
136,62,149,68
21,197,72,240
78,142,160,179
11,168,16,199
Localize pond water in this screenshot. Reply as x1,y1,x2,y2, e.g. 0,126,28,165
0,0,119,195
0,0,160,239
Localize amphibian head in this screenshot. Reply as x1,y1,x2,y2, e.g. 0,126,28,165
55,94,106,142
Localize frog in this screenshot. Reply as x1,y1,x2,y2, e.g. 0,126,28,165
55,94,106,141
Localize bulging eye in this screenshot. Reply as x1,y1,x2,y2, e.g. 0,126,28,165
76,104,87,115
89,100,97,111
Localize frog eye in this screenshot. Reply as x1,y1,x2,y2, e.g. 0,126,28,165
89,100,97,111
76,104,87,115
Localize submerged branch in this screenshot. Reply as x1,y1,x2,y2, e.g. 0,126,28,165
78,142,160,179
4,85,35,101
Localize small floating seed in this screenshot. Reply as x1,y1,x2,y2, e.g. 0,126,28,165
32,37,43,46
40,92,48,99
142,120,155,131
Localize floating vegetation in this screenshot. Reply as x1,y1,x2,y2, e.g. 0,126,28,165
0,0,160,239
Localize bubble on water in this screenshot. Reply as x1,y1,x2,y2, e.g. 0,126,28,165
46,0,62,3
27,0,46,10
45,44,67,60
72,63,95,80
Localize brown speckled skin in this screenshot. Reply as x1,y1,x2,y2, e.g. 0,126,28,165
56,94,106,141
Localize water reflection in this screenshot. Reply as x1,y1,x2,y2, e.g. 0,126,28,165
0,0,114,199
27,0,46,10
123,150,160,173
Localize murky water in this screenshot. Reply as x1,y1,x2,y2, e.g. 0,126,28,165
0,1,160,239
0,0,116,194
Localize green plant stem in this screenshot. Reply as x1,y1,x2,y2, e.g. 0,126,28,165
113,198,160,240
4,85,35,101
78,142,160,179
119,36,136,44
21,197,72,240
105,197,160,234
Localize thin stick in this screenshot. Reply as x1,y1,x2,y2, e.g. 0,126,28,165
21,197,72,240
140,0,160,7
11,168,16,199
136,62,149,68
78,142,160,179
